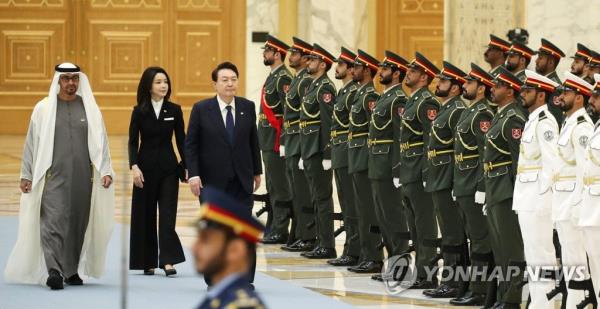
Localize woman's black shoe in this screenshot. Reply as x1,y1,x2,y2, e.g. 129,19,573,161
143,269,155,275
164,268,177,276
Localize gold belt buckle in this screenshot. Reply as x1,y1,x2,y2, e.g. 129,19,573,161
300,121,306,128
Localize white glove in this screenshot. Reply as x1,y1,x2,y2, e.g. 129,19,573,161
279,146,285,157
423,181,426,188
451,190,456,202
322,159,332,170
393,178,401,188
475,191,486,204
482,204,488,216
298,159,304,170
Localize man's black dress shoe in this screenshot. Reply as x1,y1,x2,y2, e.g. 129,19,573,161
261,233,288,244
281,239,302,251
347,261,383,273
303,247,337,259
327,255,358,266
407,279,438,289
164,268,177,276
449,291,486,306
144,269,155,275
64,273,83,285
423,283,459,298
46,269,64,290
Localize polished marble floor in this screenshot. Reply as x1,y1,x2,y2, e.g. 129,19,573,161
0,135,550,308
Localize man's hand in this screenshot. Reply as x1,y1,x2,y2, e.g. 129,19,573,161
279,146,285,158
20,178,32,193
102,175,113,188
132,165,144,188
253,175,261,192
322,160,332,170
189,177,203,197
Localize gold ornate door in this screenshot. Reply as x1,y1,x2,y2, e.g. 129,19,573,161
0,0,246,134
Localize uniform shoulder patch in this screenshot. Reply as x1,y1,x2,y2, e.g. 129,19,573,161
506,109,516,117
454,100,466,109
395,90,406,97
421,91,431,99
577,116,586,124
477,103,488,111
539,110,547,120
365,86,375,93
349,85,358,92
320,78,330,85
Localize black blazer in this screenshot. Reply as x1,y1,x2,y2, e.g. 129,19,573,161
128,101,186,174
185,96,262,194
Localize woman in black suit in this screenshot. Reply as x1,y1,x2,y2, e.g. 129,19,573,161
128,67,186,276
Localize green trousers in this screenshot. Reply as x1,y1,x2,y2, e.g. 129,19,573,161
303,154,335,248
286,155,316,241
371,179,409,256
350,171,383,262
432,189,466,286
334,167,360,257
262,151,292,235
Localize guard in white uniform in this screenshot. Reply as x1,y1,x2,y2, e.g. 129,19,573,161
553,72,595,308
580,73,600,297
513,70,560,309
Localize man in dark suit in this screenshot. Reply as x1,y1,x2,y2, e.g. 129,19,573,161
185,61,262,285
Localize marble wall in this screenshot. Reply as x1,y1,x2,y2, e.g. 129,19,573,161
444,0,525,72
526,0,600,78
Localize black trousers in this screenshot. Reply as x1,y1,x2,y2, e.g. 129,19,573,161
130,172,185,270
201,176,256,286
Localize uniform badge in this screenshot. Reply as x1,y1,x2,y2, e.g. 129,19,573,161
368,100,376,111
543,131,554,141
479,121,491,133
398,107,405,116
322,92,332,103
512,128,522,139
283,84,290,94
579,135,589,147
426,109,437,120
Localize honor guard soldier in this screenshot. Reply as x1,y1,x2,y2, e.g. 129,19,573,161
423,61,468,299
512,70,561,309
193,187,266,309
298,44,337,259
506,42,535,82
259,35,294,244
588,50,600,78
327,47,361,267
552,72,595,308
485,34,511,78
280,37,317,252
399,52,440,289
581,74,600,298
347,49,384,274
449,64,496,307
484,67,527,309
570,43,594,84
535,38,566,124
368,51,411,280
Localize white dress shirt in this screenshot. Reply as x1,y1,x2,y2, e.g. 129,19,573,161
217,95,235,125
151,98,163,119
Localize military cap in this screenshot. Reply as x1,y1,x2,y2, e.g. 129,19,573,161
379,50,409,72
487,34,511,52
408,52,440,78
562,71,594,97
354,49,379,71
538,38,565,59
465,63,495,88
570,43,592,62
437,61,467,84
336,47,357,64
588,49,600,68
307,43,335,64
494,66,524,92
507,42,536,60
521,70,560,93
262,35,290,55
593,73,600,95
289,37,312,55
195,186,265,243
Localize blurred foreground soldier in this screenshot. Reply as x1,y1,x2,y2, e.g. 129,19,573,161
449,64,495,307
194,187,266,309
513,70,560,309
484,34,511,78
484,67,526,308
580,74,600,297
535,38,566,124
5,63,115,290
423,61,467,299
553,72,595,308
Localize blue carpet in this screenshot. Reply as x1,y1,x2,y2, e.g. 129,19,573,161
0,216,353,309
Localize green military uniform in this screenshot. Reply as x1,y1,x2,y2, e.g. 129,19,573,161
538,38,567,125
425,62,468,291
282,64,315,243
259,59,293,238
483,67,526,306
299,44,337,252
331,78,360,258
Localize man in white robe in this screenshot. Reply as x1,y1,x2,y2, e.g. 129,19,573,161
4,63,115,290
